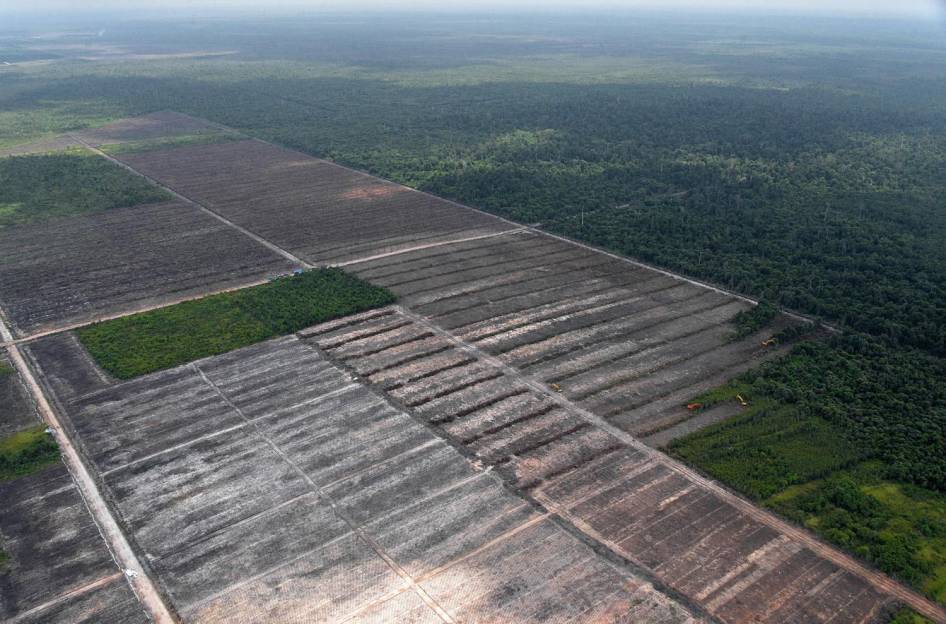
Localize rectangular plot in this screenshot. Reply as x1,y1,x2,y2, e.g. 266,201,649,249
580,326,784,418
413,376,530,424
351,232,549,281
390,360,503,407
69,366,239,473
344,589,443,624
253,385,437,488
116,139,513,266
0,351,37,436
348,336,453,376
369,237,567,289
527,299,746,382
0,464,119,619
419,519,698,624
323,441,476,527
0,200,295,336
436,268,653,331
183,532,406,624
104,426,309,558
196,338,348,420
467,407,587,465
153,493,350,609
363,474,537,576
15,577,149,624
452,274,658,342
409,258,621,318
558,322,737,401
506,426,621,490
22,333,114,403
489,285,716,362
366,349,477,390
440,392,559,443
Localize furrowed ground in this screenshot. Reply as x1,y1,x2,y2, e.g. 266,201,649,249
0,132,299,337
78,268,395,379
0,347,148,623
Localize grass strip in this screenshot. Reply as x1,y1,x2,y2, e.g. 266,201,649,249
78,268,395,379
0,425,60,482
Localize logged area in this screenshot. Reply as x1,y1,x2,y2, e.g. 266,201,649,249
78,268,395,379
115,139,515,264
344,230,802,437
0,199,296,336
0,150,169,227
0,348,147,623
300,307,895,622
26,335,701,623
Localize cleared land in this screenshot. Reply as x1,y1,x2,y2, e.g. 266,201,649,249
114,138,516,264
301,305,901,623
0,347,146,624
343,230,799,438
0,354,36,436
26,335,701,623
0,199,297,336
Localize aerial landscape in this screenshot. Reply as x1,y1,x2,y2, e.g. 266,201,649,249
0,0,945,622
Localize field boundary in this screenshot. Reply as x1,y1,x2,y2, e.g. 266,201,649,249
68,134,313,270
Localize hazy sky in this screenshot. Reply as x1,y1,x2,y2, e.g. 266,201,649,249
0,0,943,19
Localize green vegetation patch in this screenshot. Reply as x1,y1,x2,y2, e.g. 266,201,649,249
0,362,13,376
78,268,395,379
891,608,935,624
99,131,243,155
0,150,169,227
669,385,860,499
669,333,946,603
768,468,946,603
0,425,60,482
728,301,778,341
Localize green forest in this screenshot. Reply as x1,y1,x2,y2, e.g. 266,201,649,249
0,151,169,227
78,268,394,379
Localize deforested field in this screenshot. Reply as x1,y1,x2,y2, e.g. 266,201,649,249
115,139,515,265
25,335,701,624
343,230,799,438
301,307,894,623
0,354,35,437
0,199,296,336
0,347,147,623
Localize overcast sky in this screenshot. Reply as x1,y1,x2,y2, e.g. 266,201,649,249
0,0,942,18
